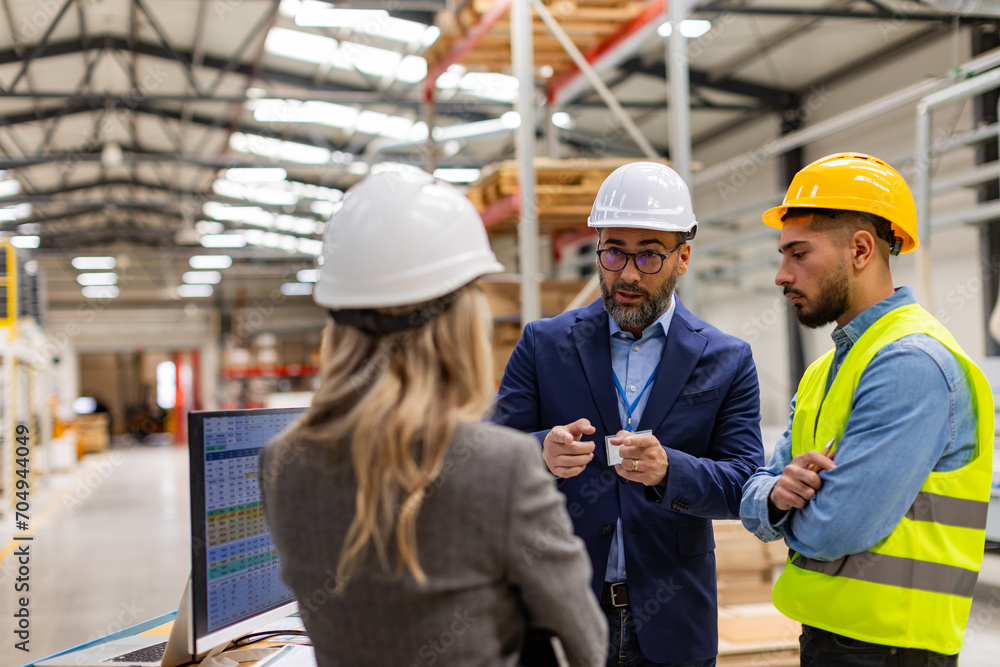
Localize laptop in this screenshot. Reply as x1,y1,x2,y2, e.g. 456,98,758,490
35,635,173,667
35,585,192,667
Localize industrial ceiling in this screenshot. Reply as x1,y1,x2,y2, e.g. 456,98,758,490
0,0,993,308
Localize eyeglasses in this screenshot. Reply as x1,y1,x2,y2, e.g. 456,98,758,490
595,242,686,275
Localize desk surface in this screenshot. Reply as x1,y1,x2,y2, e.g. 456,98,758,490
25,613,306,667
30,607,794,667
24,613,175,667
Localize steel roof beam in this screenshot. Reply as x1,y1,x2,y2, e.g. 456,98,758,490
693,6,993,22
0,35,368,97
0,151,486,170
3,181,328,220
0,101,346,152
615,57,796,110
131,0,204,95
5,0,75,93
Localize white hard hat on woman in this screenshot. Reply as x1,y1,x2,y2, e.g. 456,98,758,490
313,167,504,333
259,165,607,667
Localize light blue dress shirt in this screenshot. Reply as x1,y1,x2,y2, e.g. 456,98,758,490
605,296,676,583
740,286,977,560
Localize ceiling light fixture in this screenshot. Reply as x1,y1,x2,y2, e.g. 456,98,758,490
280,282,314,296
200,234,247,248
433,168,481,183
177,284,214,298
183,271,222,285
189,255,233,270
72,256,117,270
551,112,573,129
657,20,712,38
0,179,21,198
10,235,39,248
82,286,120,299
77,273,118,286
224,168,287,182
0,204,32,222
297,269,319,283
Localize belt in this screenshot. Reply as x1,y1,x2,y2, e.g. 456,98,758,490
601,582,630,608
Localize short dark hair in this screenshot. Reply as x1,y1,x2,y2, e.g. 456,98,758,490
783,207,898,259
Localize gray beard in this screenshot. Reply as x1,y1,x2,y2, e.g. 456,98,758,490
599,264,679,333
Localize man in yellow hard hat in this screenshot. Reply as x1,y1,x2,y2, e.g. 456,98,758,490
740,152,993,666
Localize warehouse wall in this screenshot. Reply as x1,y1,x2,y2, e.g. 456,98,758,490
43,303,327,416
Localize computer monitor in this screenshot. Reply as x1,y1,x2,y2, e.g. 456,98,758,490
182,407,305,660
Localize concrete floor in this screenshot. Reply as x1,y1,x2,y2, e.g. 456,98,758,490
0,445,998,667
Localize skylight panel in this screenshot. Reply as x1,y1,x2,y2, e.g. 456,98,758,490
225,168,287,182
290,2,440,47
0,204,31,222
203,202,276,228
265,27,349,68
253,100,360,129
0,179,21,198
433,168,481,183
213,179,300,206
265,27,427,82
230,133,333,165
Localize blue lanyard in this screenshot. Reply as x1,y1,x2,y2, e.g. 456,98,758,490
613,365,658,432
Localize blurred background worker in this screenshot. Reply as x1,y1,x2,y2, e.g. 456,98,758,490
491,162,764,667
740,153,994,667
259,168,607,667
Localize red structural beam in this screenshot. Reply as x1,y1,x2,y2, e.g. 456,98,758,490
553,227,598,262
547,0,665,104
221,364,319,379
423,0,513,102
480,193,519,228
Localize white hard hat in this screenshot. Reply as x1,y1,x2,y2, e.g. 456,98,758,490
313,168,504,310
588,162,698,239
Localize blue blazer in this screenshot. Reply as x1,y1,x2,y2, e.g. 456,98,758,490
490,298,764,663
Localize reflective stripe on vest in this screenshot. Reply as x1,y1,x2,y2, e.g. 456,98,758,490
772,303,994,656
792,551,979,598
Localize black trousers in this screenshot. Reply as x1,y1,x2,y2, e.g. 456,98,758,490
799,625,958,667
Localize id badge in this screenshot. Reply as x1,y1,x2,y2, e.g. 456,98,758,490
605,429,651,466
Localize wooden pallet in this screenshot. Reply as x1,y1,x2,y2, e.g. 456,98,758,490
426,0,651,75
466,157,665,233
482,278,591,381
718,603,800,667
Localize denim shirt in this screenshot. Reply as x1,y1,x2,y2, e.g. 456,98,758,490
740,286,977,560
604,296,676,583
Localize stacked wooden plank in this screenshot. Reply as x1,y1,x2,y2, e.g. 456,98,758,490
467,157,660,233
425,0,651,75
718,602,800,667
73,413,110,453
714,520,799,665
715,520,788,605
480,278,590,381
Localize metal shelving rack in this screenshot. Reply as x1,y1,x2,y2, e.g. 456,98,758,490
0,241,52,518
421,0,673,325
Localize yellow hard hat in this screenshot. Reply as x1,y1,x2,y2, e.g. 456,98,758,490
762,152,918,254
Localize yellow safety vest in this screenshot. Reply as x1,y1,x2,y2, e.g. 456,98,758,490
772,303,994,655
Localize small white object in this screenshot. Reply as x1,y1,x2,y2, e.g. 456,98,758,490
605,430,651,466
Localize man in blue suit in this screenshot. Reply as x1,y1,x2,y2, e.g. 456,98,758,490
491,162,764,667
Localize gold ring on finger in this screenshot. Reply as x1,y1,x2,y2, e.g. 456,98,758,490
632,459,639,472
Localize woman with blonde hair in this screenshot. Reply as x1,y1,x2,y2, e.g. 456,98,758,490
259,168,606,667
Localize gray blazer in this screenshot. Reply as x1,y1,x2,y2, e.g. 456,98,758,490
259,421,607,667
